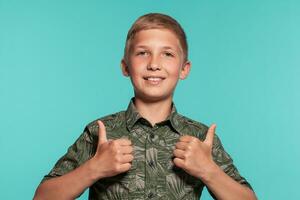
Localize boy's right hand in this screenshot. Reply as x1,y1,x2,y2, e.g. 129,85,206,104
89,120,134,180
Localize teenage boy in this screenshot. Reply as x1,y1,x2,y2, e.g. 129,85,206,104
34,13,257,200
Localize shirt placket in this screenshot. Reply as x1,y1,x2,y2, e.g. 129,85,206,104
144,125,162,200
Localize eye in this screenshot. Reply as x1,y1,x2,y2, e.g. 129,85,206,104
163,52,174,57
136,51,149,56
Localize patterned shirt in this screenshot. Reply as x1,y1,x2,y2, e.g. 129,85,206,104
42,99,252,200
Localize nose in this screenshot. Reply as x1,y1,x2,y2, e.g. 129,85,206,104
147,55,161,71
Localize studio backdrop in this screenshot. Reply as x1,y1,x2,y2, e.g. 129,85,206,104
0,0,299,199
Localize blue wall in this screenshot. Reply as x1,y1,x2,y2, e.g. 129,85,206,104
0,0,299,199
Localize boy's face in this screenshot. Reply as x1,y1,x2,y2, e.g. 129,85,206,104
121,28,191,102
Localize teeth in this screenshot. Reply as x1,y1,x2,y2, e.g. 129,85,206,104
147,77,162,81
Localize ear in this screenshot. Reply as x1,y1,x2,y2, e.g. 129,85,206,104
121,58,130,77
179,61,191,80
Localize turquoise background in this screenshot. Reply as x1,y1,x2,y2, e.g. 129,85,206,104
0,0,299,199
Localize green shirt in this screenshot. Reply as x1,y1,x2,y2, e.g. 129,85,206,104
42,99,252,200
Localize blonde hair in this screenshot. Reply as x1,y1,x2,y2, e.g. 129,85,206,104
124,13,188,62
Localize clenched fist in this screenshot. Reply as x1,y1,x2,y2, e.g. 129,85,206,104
173,124,218,180
89,120,134,180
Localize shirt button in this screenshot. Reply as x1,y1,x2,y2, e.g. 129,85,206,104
148,192,154,198
150,133,155,139
148,160,154,167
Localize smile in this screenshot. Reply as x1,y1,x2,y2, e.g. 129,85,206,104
144,77,164,81
143,76,165,84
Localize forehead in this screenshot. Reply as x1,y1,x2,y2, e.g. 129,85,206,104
130,29,182,51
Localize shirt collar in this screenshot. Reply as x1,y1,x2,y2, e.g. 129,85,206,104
125,98,142,131
125,98,183,135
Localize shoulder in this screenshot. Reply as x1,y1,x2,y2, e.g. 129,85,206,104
176,113,224,149
175,113,209,140
85,110,126,138
177,113,208,130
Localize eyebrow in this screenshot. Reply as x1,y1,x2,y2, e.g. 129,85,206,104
134,45,177,51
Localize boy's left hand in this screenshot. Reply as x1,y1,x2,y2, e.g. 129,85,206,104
173,124,218,180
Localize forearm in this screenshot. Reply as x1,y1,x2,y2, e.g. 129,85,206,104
33,159,99,200
201,164,257,200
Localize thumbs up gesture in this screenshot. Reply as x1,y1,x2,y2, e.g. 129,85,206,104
173,124,218,180
89,120,134,180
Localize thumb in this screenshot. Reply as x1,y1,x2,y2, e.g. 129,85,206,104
97,120,107,145
205,124,216,146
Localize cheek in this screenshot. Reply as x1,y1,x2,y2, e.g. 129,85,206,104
131,56,148,65
164,62,182,76
128,59,144,72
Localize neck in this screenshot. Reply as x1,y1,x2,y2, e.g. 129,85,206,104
134,97,173,126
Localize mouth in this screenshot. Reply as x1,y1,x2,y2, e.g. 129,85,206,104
143,76,166,85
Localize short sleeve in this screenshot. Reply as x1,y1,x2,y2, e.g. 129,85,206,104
41,126,95,183
211,134,253,190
